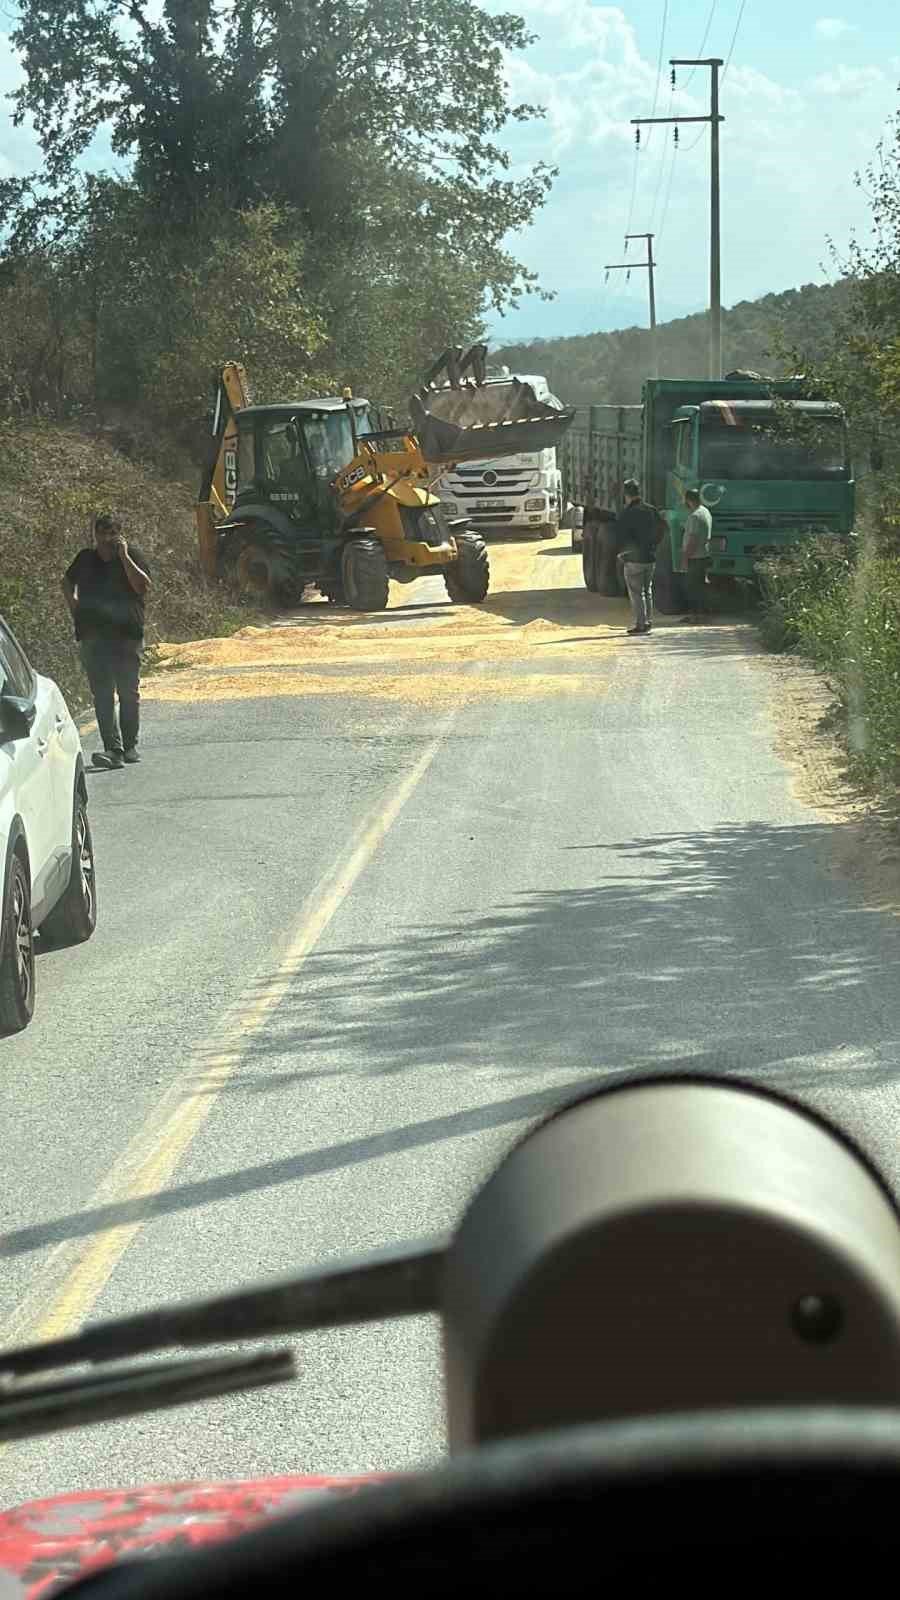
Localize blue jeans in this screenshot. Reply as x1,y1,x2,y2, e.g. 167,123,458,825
623,562,655,629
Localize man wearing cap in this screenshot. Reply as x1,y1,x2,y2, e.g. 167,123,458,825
61,515,152,770
614,478,667,635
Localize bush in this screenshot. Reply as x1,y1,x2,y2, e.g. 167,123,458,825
757,533,900,789
0,422,254,710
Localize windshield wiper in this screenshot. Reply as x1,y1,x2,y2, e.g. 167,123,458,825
0,1235,448,1442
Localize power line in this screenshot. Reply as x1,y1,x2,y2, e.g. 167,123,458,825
681,2,719,85
656,132,680,246
681,122,710,155
643,0,670,150
721,0,748,83
622,134,641,242
649,75,676,232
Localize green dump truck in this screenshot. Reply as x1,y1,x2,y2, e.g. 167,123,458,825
561,374,855,612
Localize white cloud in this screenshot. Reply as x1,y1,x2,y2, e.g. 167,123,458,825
485,0,900,339
814,17,858,40
812,65,886,96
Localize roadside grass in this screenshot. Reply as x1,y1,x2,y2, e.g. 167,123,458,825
756,529,900,794
0,422,258,711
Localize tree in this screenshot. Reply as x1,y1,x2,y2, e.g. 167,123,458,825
7,0,552,315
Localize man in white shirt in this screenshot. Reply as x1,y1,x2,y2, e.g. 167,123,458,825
678,489,713,624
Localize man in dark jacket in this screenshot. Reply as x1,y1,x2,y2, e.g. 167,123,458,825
615,479,666,634
62,514,152,769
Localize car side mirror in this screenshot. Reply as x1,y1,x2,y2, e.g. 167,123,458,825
0,694,36,741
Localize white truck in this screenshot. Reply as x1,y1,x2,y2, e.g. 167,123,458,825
436,369,564,539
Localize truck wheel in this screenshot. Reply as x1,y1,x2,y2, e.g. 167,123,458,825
582,532,600,592
342,538,389,611
39,792,97,948
444,532,490,603
536,521,559,540
652,539,683,615
0,852,35,1036
571,523,582,552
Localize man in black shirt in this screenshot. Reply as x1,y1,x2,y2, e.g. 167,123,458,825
62,514,152,770
614,479,667,634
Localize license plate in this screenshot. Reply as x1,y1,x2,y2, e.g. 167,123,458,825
475,499,496,509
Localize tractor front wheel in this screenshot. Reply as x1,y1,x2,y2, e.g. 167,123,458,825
342,538,390,612
444,532,490,603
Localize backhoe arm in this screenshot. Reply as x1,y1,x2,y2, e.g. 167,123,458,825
196,362,252,578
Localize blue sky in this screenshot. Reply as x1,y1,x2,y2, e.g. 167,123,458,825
1,2,898,344
485,0,900,340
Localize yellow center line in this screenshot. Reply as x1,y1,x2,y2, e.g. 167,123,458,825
2,713,456,1360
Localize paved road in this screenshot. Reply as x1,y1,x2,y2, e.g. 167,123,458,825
1,536,899,1498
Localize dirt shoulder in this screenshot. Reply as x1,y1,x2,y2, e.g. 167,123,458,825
756,649,900,917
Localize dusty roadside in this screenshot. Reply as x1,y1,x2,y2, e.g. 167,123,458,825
757,649,900,917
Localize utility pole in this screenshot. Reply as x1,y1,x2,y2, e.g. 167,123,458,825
605,233,658,377
632,58,724,380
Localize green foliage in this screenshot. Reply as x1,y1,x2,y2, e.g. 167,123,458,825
0,1,556,438
4,0,550,318
491,282,855,406
0,424,256,709
769,116,900,543
757,534,900,791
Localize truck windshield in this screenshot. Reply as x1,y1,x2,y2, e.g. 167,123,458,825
699,407,849,481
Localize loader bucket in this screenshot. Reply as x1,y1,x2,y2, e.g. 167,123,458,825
410,377,576,466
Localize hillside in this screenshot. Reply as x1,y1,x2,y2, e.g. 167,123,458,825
0,424,251,709
492,280,855,405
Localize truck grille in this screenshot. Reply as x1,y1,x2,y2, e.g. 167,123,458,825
443,465,536,498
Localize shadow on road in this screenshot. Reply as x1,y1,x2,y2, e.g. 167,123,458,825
229,822,899,1097
478,586,623,628
5,820,899,1257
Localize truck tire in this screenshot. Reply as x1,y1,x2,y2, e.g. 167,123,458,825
582,531,600,592
536,521,559,540
652,538,683,615
444,533,490,603
39,791,97,948
0,852,35,1036
571,522,582,552
342,537,390,611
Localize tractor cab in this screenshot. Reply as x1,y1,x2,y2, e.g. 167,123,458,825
234,399,374,508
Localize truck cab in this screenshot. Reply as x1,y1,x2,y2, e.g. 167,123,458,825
436,372,564,538
666,397,853,577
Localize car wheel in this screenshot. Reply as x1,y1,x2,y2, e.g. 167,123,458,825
40,792,98,948
0,852,35,1036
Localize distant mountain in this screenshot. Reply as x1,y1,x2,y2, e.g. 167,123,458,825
490,281,854,406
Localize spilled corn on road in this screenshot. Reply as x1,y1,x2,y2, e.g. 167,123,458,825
2,528,899,1495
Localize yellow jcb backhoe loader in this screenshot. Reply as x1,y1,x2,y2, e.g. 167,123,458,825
196,346,575,612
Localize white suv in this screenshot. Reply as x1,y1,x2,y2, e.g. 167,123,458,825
0,615,97,1035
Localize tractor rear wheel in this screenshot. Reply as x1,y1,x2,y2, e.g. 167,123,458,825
444,532,490,603
220,528,297,605
341,538,390,611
